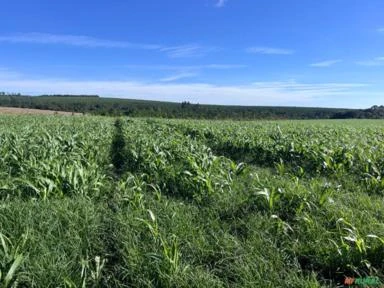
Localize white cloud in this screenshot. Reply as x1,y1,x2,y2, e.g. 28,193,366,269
310,59,342,67
378,27,384,33
160,44,214,58
0,33,211,58
356,57,384,66
246,46,294,55
160,72,197,82
0,33,161,49
0,76,366,107
215,0,227,8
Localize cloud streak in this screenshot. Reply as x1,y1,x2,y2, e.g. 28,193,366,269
160,44,213,58
0,33,211,58
160,72,197,82
124,63,246,82
123,64,247,71
215,0,227,8
310,59,342,67
0,33,161,49
246,46,294,55
356,57,384,66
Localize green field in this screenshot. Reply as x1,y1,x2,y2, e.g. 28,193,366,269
1,115,384,287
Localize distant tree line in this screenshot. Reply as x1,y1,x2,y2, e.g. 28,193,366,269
39,94,100,98
331,105,384,119
0,93,382,119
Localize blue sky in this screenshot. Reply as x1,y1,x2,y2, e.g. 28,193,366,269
0,0,383,108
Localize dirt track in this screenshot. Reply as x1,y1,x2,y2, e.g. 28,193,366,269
0,107,82,115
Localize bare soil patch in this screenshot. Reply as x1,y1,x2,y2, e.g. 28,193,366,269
0,107,82,115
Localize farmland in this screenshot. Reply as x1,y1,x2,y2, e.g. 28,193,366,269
1,115,384,287
0,107,82,115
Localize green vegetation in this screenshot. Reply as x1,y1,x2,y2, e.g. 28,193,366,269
1,93,383,119
0,93,369,119
0,115,384,287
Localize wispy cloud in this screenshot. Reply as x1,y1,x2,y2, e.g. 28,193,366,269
0,33,212,58
123,64,247,71
204,64,245,69
215,0,227,8
356,57,384,66
160,72,197,82
129,63,245,82
0,73,366,107
160,44,215,58
377,27,384,33
246,46,294,55
310,59,342,67
0,32,160,49
250,81,365,92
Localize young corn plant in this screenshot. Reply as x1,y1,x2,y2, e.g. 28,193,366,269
0,231,28,288
64,256,107,288
332,218,383,275
275,159,287,176
318,183,339,207
255,187,283,212
137,210,182,279
116,174,146,209
336,218,367,255
271,214,294,236
79,256,107,288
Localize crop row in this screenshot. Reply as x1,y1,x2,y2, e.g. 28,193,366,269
0,116,112,199
169,120,384,194
113,119,244,203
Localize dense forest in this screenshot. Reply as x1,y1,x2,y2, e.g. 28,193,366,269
0,93,382,119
